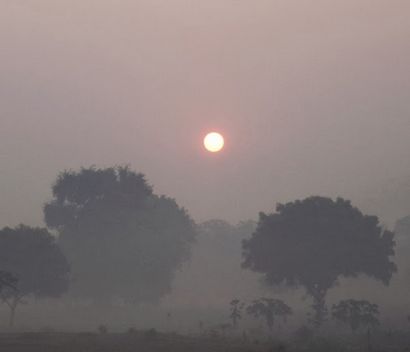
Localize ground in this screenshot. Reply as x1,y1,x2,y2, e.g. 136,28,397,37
0,331,262,352
1,330,410,351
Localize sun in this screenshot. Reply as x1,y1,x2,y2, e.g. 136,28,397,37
204,132,224,153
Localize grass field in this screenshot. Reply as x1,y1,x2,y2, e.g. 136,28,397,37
0,331,266,352
1,329,410,351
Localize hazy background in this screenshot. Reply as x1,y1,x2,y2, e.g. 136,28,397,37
1,0,409,229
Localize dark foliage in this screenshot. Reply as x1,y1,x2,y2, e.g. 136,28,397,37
44,166,196,303
246,298,292,331
229,298,245,328
0,225,70,326
242,196,396,327
332,299,379,332
0,270,17,291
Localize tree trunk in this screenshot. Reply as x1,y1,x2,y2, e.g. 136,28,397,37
267,315,274,335
309,285,328,328
232,316,237,329
367,327,372,352
9,300,18,328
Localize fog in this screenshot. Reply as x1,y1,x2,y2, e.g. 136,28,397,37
1,0,409,228
0,1,410,350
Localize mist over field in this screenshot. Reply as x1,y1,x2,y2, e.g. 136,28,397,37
0,1,409,351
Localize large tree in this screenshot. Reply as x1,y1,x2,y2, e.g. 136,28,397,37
44,166,196,303
0,225,70,326
242,196,396,327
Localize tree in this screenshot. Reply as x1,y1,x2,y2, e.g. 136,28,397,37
0,225,70,326
242,196,396,327
0,271,17,292
44,166,196,303
246,298,292,332
332,299,379,333
229,298,244,328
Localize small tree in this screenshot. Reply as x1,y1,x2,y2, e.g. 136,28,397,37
0,225,70,326
0,271,18,327
229,298,244,328
246,298,292,332
332,299,379,333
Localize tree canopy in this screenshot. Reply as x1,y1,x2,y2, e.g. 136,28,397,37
242,196,396,327
44,166,196,303
332,299,379,332
229,298,244,328
0,271,16,292
0,225,70,326
246,298,292,331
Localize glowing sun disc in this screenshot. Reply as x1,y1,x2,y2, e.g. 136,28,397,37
204,132,224,152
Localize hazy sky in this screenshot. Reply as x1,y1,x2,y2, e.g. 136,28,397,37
1,0,409,228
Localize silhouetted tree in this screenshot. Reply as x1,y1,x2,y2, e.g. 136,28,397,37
44,166,196,303
242,197,396,327
0,225,69,326
229,298,244,328
0,271,17,292
246,298,292,332
332,299,379,333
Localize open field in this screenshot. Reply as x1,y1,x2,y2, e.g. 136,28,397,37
1,330,410,352
0,331,264,352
